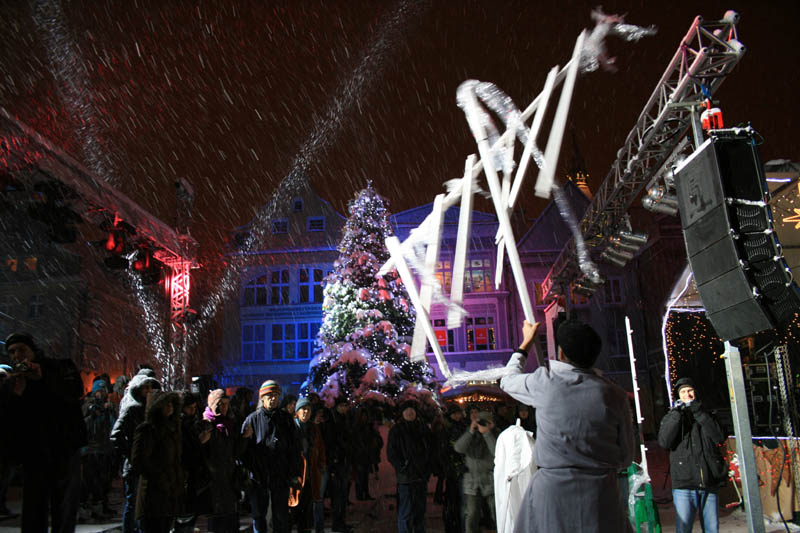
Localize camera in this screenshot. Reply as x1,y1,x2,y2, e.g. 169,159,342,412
476,419,488,427
14,362,29,374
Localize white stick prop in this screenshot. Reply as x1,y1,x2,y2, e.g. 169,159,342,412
386,236,452,379
458,88,535,323
625,316,649,478
509,66,558,208
410,194,445,361
447,156,475,329
535,31,586,198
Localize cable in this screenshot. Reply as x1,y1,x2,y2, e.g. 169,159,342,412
764,346,791,533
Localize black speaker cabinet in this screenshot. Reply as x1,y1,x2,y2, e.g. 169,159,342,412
675,129,800,341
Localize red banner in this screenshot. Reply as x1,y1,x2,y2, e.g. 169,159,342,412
435,329,448,346
475,328,488,345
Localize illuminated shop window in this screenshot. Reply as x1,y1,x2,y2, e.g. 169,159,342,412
466,315,496,351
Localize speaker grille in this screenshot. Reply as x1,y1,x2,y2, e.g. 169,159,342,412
730,203,771,233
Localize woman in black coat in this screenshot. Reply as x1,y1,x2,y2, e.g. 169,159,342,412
202,389,244,533
131,391,183,533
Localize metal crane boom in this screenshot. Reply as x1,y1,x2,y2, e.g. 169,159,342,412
542,12,744,298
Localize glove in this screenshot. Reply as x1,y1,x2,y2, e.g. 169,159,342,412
290,477,303,490
687,399,702,413
673,401,685,410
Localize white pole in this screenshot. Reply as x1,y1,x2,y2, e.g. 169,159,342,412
625,316,649,478
535,31,586,198
386,236,452,379
410,193,445,361
448,156,475,329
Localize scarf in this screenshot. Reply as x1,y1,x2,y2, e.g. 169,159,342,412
203,406,233,436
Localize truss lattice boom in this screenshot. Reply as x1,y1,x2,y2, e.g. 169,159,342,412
542,13,744,299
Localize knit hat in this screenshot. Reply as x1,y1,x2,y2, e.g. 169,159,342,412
295,397,312,412
259,380,281,398
91,379,108,395
4,332,37,355
0,364,12,373
556,319,602,368
208,389,226,413
674,377,696,394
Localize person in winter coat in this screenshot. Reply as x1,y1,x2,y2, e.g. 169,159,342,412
174,392,209,533
291,397,326,533
240,380,302,533
499,320,634,533
454,410,498,533
326,398,353,532
81,377,117,519
4,332,88,533
130,391,183,533
202,389,243,533
658,377,727,533
516,404,536,437
439,404,467,533
110,371,160,533
387,400,433,533
352,407,381,501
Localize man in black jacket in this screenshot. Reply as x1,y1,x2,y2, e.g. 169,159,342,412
241,379,301,533
387,400,433,533
4,332,88,533
658,377,727,533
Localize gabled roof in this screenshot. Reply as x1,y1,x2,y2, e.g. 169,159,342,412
518,180,591,253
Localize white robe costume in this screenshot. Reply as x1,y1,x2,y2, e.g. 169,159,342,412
499,352,634,533
494,422,536,533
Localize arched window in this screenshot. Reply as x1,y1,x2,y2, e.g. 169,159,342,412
292,198,304,213
243,274,268,306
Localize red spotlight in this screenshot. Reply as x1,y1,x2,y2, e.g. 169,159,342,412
133,248,151,271
105,233,116,251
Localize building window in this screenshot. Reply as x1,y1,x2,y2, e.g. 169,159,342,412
271,321,320,360
435,260,452,293
293,198,304,213
431,319,455,352
602,278,624,305
300,267,324,303
28,294,44,319
242,324,267,361
24,257,37,272
466,315,496,351
271,219,288,234
6,258,17,272
243,275,268,306
271,268,290,305
465,257,492,292
307,217,325,232
0,295,15,316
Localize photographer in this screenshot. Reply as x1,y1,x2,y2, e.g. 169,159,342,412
81,378,117,519
658,377,727,533
453,410,497,533
3,331,88,533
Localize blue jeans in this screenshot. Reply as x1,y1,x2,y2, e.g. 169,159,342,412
123,475,139,533
672,489,718,533
397,481,427,533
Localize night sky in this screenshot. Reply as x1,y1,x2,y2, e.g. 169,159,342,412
1,0,798,276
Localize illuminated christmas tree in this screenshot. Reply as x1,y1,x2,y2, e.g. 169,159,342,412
307,184,435,407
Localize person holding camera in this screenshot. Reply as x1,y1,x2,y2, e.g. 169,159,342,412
454,410,497,533
657,377,727,533
81,377,118,519
3,331,88,533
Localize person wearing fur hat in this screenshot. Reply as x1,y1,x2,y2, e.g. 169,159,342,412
202,389,244,533
110,371,160,532
499,320,635,533
3,331,88,533
387,400,434,533
130,391,183,533
240,380,301,533
658,377,726,533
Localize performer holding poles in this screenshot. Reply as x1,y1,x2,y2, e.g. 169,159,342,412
500,319,635,533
